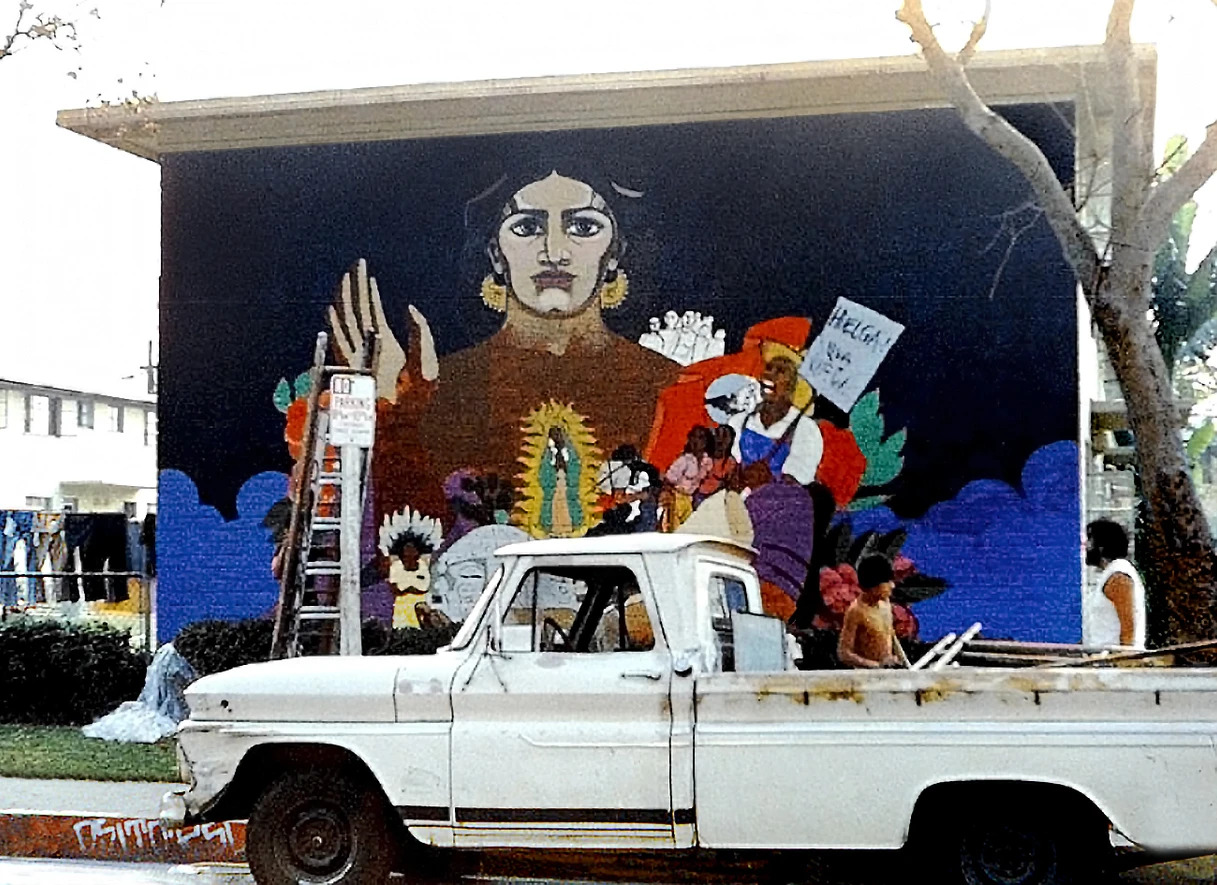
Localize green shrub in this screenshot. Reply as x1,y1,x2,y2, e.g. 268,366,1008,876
174,618,275,678
362,618,461,656
0,619,147,726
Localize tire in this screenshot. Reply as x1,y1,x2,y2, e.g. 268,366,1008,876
939,809,1094,885
247,767,395,885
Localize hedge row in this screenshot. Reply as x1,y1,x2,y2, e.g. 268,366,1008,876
173,617,462,678
0,615,462,726
0,619,147,726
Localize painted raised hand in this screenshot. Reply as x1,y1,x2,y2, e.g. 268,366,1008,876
327,258,437,403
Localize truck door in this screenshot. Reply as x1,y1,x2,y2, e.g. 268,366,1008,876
450,556,676,848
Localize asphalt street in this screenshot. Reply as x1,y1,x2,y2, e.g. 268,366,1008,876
2,856,1217,885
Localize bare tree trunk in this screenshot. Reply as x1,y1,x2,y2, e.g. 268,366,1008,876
1093,266,1217,642
898,0,1217,643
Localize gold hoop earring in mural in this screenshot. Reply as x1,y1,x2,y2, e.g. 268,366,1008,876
599,269,628,309
481,273,508,312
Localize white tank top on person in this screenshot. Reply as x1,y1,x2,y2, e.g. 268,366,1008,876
1082,558,1146,649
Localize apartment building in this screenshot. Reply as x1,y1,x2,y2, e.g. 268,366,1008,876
0,377,156,516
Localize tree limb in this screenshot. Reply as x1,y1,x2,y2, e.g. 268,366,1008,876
1136,120,1217,252
0,2,79,62
896,0,1102,294
957,0,991,66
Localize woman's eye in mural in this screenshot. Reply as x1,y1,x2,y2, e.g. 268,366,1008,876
506,214,545,239
565,213,607,239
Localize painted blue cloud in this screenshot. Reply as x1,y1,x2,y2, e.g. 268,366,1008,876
848,441,1081,643
158,469,287,644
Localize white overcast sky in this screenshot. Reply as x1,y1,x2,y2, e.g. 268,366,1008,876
1,0,1215,396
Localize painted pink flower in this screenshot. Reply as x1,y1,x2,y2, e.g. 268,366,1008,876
892,603,919,640
892,554,916,583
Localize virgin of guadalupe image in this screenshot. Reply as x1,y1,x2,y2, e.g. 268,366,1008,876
328,165,681,534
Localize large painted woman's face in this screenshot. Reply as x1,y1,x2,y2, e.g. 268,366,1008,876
495,172,616,317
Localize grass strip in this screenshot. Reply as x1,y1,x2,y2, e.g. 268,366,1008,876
0,725,177,782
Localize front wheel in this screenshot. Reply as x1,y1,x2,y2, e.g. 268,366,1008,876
247,768,395,885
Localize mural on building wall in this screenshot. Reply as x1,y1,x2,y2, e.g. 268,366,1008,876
157,102,1082,646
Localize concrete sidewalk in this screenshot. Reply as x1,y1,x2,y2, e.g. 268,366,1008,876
0,776,244,864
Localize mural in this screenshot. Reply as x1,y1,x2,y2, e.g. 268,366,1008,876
157,102,1081,646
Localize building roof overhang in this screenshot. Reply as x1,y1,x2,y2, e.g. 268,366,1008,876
56,45,1155,162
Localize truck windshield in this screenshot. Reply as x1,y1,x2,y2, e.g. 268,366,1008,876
448,565,505,650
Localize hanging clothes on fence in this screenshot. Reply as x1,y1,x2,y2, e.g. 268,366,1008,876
33,512,66,603
141,512,156,578
81,514,130,603
61,513,92,602
61,513,131,603
126,519,145,578
1,511,36,607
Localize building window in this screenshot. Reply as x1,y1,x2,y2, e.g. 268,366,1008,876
78,400,94,429
58,399,76,437
24,395,50,435
61,497,78,513
0,391,7,429
48,397,62,437
144,410,157,446
107,403,125,433
25,496,52,510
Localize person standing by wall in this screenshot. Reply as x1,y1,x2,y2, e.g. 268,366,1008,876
1083,519,1147,650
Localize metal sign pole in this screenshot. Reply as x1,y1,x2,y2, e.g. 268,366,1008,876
339,443,363,656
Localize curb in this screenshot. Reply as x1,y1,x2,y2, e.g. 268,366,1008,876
0,812,245,864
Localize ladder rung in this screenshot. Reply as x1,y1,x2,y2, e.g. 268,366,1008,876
300,612,341,621
311,518,342,529
300,605,341,614
322,366,375,376
305,564,342,576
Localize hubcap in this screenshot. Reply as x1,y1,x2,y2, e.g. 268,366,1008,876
965,824,1051,885
287,805,352,876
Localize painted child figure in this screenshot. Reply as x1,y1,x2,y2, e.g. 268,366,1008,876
837,555,910,670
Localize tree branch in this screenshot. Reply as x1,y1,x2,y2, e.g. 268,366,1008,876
896,0,1102,295
1136,121,1217,252
0,2,80,62
957,0,991,66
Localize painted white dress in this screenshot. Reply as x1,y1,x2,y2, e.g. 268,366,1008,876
1082,558,1146,649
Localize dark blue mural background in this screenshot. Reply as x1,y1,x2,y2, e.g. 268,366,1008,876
156,103,1081,642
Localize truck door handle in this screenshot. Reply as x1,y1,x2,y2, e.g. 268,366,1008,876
621,670,663,681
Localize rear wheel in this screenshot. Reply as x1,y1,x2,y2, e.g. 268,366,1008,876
247,768,395,885
940,807,1099,885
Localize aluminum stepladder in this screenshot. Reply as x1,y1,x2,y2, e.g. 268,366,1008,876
270,330,377,659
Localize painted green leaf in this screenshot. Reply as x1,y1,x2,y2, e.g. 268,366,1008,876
892,574,950,605
293,371,312,398
847,494,890,513
877,528,908,558
861,428,906,487
849,390,883,449
851,389,906,489
273,378,291,414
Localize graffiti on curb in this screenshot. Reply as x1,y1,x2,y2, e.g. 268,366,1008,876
72,817,237,853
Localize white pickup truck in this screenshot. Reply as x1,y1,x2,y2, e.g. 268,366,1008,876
163,534,1217,885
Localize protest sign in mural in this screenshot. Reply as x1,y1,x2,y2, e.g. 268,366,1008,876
803,298,905,413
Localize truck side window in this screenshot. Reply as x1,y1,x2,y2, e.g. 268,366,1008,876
500,566,654,653
709,574,749,672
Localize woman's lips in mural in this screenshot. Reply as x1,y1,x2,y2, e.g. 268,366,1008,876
532,271,575,290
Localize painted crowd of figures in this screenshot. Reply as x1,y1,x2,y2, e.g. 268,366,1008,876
276,167,911,641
